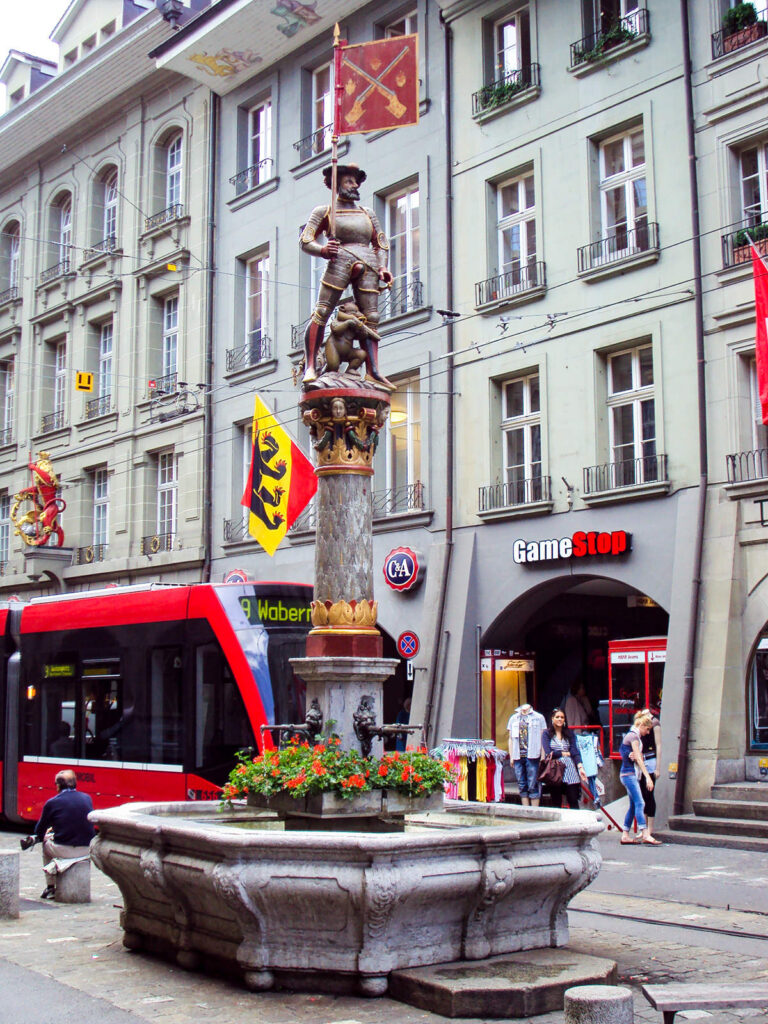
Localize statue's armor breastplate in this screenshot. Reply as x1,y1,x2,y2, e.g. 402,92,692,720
334,207,375,259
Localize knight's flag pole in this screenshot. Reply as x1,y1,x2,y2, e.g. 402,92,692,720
329,22,345,240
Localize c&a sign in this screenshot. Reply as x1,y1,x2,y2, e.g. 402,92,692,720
383,546,423,592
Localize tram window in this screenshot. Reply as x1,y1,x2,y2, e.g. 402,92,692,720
149,647,183,765
196,643,253,776
25,676,77,758
82,660,124,761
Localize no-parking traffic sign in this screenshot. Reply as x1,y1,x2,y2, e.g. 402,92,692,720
397,630,420,660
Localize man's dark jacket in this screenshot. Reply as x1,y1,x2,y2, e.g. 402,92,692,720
33,788,95,847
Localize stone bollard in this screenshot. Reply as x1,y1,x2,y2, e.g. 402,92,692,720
54,858,91,904
0,850,20,919
564,984,633,1024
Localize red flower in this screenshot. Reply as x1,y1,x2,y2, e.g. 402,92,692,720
271,769,280,777
312,761,327,776
378,765,389,777
313,744,326,755
413,773,422,783
236,764,247,775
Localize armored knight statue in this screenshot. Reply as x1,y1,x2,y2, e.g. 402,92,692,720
300,164,393,385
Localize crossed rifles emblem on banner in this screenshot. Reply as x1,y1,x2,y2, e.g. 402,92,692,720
342,45,410,126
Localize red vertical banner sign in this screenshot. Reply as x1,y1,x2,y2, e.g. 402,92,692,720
752,242,768,425
336,35,419,136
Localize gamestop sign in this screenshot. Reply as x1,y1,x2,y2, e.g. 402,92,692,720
513,530,631,565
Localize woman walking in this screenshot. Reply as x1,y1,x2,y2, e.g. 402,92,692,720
541,708,588,809
619,710,662,845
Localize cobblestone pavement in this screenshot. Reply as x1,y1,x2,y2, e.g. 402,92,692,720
1,835,767,1024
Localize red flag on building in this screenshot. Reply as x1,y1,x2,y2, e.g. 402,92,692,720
752,242,768,425
336,35,419,136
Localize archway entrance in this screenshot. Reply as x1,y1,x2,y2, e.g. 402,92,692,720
481,575,669,747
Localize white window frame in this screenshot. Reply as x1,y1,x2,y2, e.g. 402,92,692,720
248,100,273,184
740,143,768,225
0,358,13,441
103,171,118,243
311,63,333,154
8,224,19,291
385,184,420,312
599,127,647,251
494,13,523,76
496,171,536,282
166,133,183,209
385,10,417,37
59,198,72,267
245,253,270,358
162,295,179,381
93,467,109,547
98,320,113,400
0,492,9,565
54,340,67,415
502,373,542,503
607,344,656,484
156,451,177,539
378,374,421,511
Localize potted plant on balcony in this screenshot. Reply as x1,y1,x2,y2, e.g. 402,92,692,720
722,2,767,53
477,72,529,114
573,20,637,65
733,221,768,264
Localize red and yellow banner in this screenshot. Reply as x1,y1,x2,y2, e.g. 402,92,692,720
241,394,317,556
337,34,419,136
752,243,768,425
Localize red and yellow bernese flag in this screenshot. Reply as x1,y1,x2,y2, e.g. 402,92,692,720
241,395,317,556
336,35,419,136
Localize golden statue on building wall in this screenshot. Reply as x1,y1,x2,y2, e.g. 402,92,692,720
11,452,66,547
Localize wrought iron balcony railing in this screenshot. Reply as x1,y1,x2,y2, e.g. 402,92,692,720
372,481,425,518
727,448,768,484
722,217,768,267
150,372,178,396
291,316,312,352
140,532,174,555
578,221,658,273
85,394,112,419
293,123,332,163
472,63,540,117
379,278,425,321
41,410,65,433
570,8,649,67
226,335,272,373
144,204,184,232
83,235,117,260
475,261,546,306
0,286,18,305
230,158,275,195
40,258,71,284
712,17,768,59
583,454,667,494
0,426,12,446
223,517,249,543
289,503,318,533
478,475,551,512
74,543,108,565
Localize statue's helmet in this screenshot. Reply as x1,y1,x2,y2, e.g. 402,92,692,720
323,163,367,190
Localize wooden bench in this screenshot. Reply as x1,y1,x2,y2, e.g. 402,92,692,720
642,982,768,1023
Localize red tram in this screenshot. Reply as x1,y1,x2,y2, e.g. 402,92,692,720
0,581,312,823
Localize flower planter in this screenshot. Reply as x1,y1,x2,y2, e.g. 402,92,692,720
733,235,768,264
723,20,768,52
247,787,443,830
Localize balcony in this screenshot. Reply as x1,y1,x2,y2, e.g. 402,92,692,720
379,278,425,322
472,64,540,118
226,335,272,373
0,286,19,305
83,235,117,261
372,482,425,519
577,221,659,276
230,159,275,196
475,261,546,307
144,204,184,232
40,257,71,284
478,476,551,513
583,454,667,496
73,543,108,565
727,448,768,484
41,410,65,434
150,372,178,396
0,426,12,446
293,124,332,164
140,532,174,555
722,218,768,268
291,316,311,352
570,9,650,68
289,504,317,534
712,17,768,60
85,394,112,420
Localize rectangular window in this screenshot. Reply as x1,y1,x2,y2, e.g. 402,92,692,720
166,134,183,208
246,253,270,359
54,340,66,414
0,358,13,444
502,373,542,504
385,184,420,316
493,10,531,76
98,321,113,399
0,492,9,565
157,451,177,539
599,126,647,251
585,0,640,35
740,144,768,226
8,227,19,291
385,10,417,36
249,101,273,183
162,295,178,381
103,172,118,242
376,374,422,514
93,467,109,546
607,344,656,485
312,63,333,154
497,171,536,285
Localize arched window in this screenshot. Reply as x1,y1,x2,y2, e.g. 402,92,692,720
58,196,72,268
166,133,183,209
1,222,20,297
103,170,118,245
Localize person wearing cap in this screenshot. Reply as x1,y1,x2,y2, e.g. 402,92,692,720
300,164,393,384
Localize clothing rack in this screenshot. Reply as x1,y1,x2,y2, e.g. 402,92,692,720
434,738,508,802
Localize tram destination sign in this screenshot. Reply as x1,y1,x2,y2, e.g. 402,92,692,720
238,595,312,626
512,529,631,565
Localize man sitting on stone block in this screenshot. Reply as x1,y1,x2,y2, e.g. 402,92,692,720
20,769,94,899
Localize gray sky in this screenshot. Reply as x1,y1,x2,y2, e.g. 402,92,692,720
0,2,66,63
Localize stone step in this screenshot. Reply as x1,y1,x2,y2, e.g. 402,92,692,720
693,798,768,821
710,782,768,803
668,813,768,841
655,826,768,853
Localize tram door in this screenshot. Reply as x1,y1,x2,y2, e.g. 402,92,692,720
480,652,535,747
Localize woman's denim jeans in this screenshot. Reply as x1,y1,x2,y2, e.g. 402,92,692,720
514,757,541,800
621,772,647,830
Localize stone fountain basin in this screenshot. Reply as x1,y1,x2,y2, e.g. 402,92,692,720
89,799,603,996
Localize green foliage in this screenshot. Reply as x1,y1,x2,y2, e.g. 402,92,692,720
477,76,527,113
735,221,768,247
221,738,454,804
723,2,759,34
573,22,637,65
